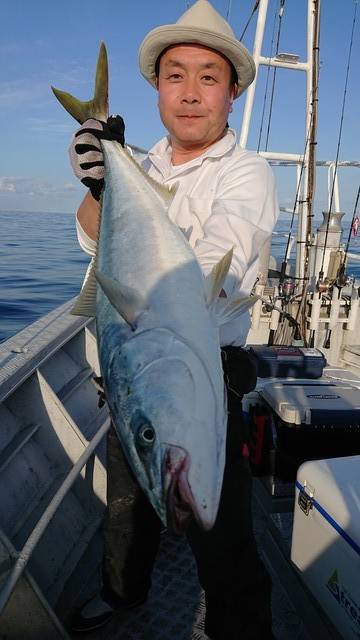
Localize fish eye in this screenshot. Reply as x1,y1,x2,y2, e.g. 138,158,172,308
137,424,155,447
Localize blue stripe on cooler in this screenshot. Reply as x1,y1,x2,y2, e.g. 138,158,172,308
296,480,360,557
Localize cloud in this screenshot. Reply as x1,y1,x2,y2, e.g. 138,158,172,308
0,176,79,197
26,117,74,134
0,178,16,192
0,81,47,109
0,58,90,111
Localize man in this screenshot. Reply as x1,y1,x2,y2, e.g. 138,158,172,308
70,1,278,638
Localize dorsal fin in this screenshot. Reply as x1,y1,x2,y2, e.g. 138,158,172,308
51,42,108,124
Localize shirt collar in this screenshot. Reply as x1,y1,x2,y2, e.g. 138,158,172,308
147,128,237,179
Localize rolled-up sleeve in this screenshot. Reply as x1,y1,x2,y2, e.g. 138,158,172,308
193,153,278,295
76,211,97,257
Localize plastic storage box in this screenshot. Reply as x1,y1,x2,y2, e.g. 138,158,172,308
260,380,360,480
291,456,360,639
248,345,326,378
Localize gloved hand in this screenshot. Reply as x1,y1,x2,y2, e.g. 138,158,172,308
69,115,125,201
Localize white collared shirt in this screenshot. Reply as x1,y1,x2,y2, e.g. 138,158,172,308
76,128,279,345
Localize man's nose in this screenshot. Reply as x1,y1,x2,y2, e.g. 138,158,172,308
180,79,201,103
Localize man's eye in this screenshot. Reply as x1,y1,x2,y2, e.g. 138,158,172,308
202,75,216,83
169,73,182,80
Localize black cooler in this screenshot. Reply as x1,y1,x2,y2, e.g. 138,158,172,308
259,380,360,480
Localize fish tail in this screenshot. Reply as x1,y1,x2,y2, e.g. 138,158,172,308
51,42,109,123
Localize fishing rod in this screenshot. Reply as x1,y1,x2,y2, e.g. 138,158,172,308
334,183,360,292
279,106,315,290
318,0,358,286
316,1,358,350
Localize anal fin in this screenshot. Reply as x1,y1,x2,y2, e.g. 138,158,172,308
71,261,97,316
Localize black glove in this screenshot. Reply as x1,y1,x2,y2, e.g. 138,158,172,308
69,115,125,201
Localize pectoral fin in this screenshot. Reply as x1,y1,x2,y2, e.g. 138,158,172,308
95,271,146,328
212,295,259,327
204,248,234,306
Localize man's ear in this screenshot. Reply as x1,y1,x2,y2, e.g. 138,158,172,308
228,84,237,113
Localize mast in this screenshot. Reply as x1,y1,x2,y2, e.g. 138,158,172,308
298,0,321,285
240,0,321,284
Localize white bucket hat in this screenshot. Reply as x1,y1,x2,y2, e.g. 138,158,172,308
138,0,255,99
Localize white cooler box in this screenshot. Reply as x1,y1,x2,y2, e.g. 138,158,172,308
291,456,360,639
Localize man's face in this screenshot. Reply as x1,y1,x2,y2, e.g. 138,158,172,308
157,44,235,153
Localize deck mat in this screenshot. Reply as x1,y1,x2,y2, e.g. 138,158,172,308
71,503,307,640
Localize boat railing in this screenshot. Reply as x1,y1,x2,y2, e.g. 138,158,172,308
0,417,110,615
0,299,110,635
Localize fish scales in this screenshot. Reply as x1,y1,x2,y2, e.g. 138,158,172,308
96,140,227,530
100,142,220,354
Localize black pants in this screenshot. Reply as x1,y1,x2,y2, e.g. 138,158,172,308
102,349,272,640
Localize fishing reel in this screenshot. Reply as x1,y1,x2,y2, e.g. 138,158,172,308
317,268,353,294
316,277,331,294
279,277,296,302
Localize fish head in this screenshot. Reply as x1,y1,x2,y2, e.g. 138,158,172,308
103,326,226,534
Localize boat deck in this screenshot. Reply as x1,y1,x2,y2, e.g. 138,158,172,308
69,503,308,640
0,301,350,640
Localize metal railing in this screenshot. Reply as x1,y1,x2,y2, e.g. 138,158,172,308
0,416,111,614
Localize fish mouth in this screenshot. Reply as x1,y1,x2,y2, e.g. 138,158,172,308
163,446,197,535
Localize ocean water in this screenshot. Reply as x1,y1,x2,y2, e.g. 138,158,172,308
0,211,90,343
0,210,359,343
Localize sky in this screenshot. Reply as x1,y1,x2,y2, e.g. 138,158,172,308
0,0,359,217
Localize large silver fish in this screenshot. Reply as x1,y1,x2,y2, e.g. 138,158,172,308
52,44,256,532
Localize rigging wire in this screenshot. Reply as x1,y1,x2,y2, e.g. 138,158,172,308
319,0,358,279
239,0,260,41
264,0,286,151
226,0,233,22
257,4,278,152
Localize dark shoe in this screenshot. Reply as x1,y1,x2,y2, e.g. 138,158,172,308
70,592,147,633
